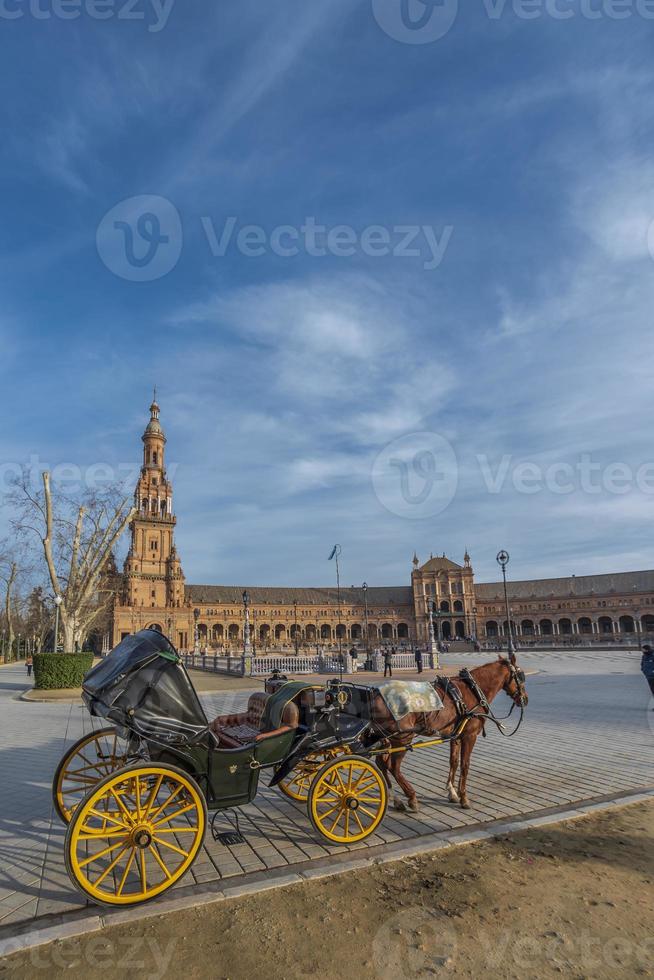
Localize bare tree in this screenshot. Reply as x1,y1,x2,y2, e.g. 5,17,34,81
0,548,18,661
11,471,135,652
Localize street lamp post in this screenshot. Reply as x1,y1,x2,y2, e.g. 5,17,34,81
362,582,369,658
427,598,437,651
472,606,478,642
496,550,515,661
53,595,62,653
293,599,299,656
242,590,252,657
252,606,257,656
1,629,5,663
193,608,200,654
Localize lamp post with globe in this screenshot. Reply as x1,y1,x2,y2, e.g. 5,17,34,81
53,595,63,652
496,551,515,660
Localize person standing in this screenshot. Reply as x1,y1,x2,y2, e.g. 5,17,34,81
26,654,33,678
383,647,393,678
414,646,423,674
641,645,654,703
349,645,358,671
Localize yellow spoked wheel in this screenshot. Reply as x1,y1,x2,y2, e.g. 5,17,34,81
277,747,350,802
308,755,387,845
65,763,207,907
53,727,131,824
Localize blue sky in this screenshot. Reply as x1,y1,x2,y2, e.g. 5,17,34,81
1,0,654,588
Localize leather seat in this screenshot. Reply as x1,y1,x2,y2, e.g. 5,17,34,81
210,693,299,748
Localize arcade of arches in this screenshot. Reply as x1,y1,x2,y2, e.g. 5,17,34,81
111,402,654,652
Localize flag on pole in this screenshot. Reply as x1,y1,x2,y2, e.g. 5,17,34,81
328,546,337,561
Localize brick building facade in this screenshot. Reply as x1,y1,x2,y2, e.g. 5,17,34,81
111,401,654,651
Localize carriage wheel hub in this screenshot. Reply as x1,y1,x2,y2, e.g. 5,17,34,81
132,828,152,849
345,797,360,811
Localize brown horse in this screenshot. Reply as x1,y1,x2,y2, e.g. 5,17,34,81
371,656,528,811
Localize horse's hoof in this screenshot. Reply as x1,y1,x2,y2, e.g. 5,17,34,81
460,799,471,810
393,796,407,812
408,799,419,813
447,791,460,804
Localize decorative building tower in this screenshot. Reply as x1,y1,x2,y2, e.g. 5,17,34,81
411,551,476,644
123,396,185,609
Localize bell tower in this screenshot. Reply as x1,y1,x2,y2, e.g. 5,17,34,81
124,394,185,609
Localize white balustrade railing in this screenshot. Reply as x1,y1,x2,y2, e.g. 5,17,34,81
181,650,424,676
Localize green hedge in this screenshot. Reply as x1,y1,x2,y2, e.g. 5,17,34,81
33,653,94,690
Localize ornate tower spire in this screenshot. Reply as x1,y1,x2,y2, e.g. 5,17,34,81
124,395,185,610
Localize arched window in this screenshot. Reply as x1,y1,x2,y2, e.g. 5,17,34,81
539,619,553,635
598,616,613,634
641,614,654,634
485,621,498,637
397,622,409,639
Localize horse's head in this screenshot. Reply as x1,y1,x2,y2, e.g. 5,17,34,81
500,655,528,707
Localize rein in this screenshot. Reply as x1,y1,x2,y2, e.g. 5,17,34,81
441,667,526,739
372,660,527,753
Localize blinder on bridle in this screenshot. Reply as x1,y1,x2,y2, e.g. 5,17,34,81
507,660,527,706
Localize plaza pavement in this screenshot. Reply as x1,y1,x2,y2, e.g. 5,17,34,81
0,648,652,938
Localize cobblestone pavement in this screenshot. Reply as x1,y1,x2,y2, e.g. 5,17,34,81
0,648,652,933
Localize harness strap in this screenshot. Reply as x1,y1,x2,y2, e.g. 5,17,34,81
435,675,467,716
458,668,492,715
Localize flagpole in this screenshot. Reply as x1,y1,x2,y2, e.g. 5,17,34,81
328,545,343,681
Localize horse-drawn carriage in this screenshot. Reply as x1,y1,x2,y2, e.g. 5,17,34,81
53,630,390,907
53,629,527,908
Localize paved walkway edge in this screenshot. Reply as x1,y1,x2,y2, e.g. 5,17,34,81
2,786,653,958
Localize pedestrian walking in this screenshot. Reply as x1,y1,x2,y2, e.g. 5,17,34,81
349,645,358,671
26,654,33,678
414,646,423,673
641,645,654,703
383,647,393,678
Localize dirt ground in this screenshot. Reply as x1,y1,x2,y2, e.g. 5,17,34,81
2,800,653,980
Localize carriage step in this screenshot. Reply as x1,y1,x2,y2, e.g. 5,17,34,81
211,810,247,846
214,830,246,846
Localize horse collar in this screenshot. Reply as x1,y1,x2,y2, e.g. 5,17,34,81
458,668,491,714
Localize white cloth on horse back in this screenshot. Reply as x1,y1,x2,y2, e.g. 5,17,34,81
376,681,444,721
